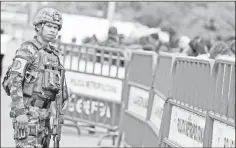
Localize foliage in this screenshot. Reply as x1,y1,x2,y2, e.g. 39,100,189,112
2,2,235,39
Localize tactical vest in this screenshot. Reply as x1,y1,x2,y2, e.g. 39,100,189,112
22,40,62,101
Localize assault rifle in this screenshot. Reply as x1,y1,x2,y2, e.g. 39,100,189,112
52,67,66,148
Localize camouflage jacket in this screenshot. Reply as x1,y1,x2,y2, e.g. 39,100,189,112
2,39,67,118
6,41,38,117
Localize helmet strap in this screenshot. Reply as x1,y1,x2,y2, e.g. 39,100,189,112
36,24,49,46
39,23,45,36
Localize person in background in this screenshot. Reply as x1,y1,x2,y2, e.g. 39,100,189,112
149,33,162,53
107,26,119,42
178,36,191,52
195,38,210,58
88,26,121,134
204,18,218,32
177,36,191,56
159,44,169,53
91,34,98,45
1,28,5,77
229,40,235,55
142,43,156,52
119,34,125,44
182,37,198,56
202,34,214,52
99,26,121,48
139,33,160,52
187,36,208,57
82,34,98,45
209,42,231,59
72,36,77,44
224,37,235,56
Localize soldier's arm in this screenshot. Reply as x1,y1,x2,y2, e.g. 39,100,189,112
8,43,36,117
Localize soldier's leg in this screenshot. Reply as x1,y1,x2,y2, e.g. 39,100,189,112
40,118,51,148
41,134,51,148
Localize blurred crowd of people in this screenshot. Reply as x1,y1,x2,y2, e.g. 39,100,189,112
2,24,235,64
79,26,235,60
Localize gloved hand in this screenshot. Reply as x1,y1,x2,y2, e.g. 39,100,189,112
63,87,71,100
16,114,28,130
60,114,64,124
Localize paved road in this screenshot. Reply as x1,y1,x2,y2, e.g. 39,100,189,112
1,39,114,147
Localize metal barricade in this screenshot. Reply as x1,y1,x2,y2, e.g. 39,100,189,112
158,56,235,147
117,53,235,147
209,57,235,118
158,56,215,147
160,99,207,147
142,52,176,147
204,57,235,147
114,52,234,147
171,56,215,112
120,50,157,147
153,52,176,97
59,43,128,145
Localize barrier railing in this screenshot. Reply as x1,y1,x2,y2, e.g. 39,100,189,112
58,41,235,147
209,57,235,119
59,43,128,146
204,57,235,147
142,52,176,147
158,56,235,148
171,56,215,112
120,51,156,147
153,52,176,97
119,51,235,148
160,99,207,147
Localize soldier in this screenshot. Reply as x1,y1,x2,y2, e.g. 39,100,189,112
2,8,68,148
100,26,121,48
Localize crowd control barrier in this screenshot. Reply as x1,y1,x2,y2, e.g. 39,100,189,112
59,43,128,145
204,57,235,147
120,51,157,147
209,57,235,118
142,52,176,147
119,52,235,148
171,56,215,113
159,56,215,147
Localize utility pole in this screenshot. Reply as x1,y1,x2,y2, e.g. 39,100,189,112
28,2,38,25
107,2,116,28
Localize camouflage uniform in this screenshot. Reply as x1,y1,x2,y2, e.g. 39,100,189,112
99,26,121,48
2,8,67,148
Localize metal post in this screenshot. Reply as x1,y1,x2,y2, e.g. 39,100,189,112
107,2,116,28
203,111,213,147
157,99,172,147
28,2,38,25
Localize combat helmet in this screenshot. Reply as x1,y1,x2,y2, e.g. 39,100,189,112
108,26,118,35
33,8,63,30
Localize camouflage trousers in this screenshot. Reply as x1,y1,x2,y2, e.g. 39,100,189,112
12,106,51,148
